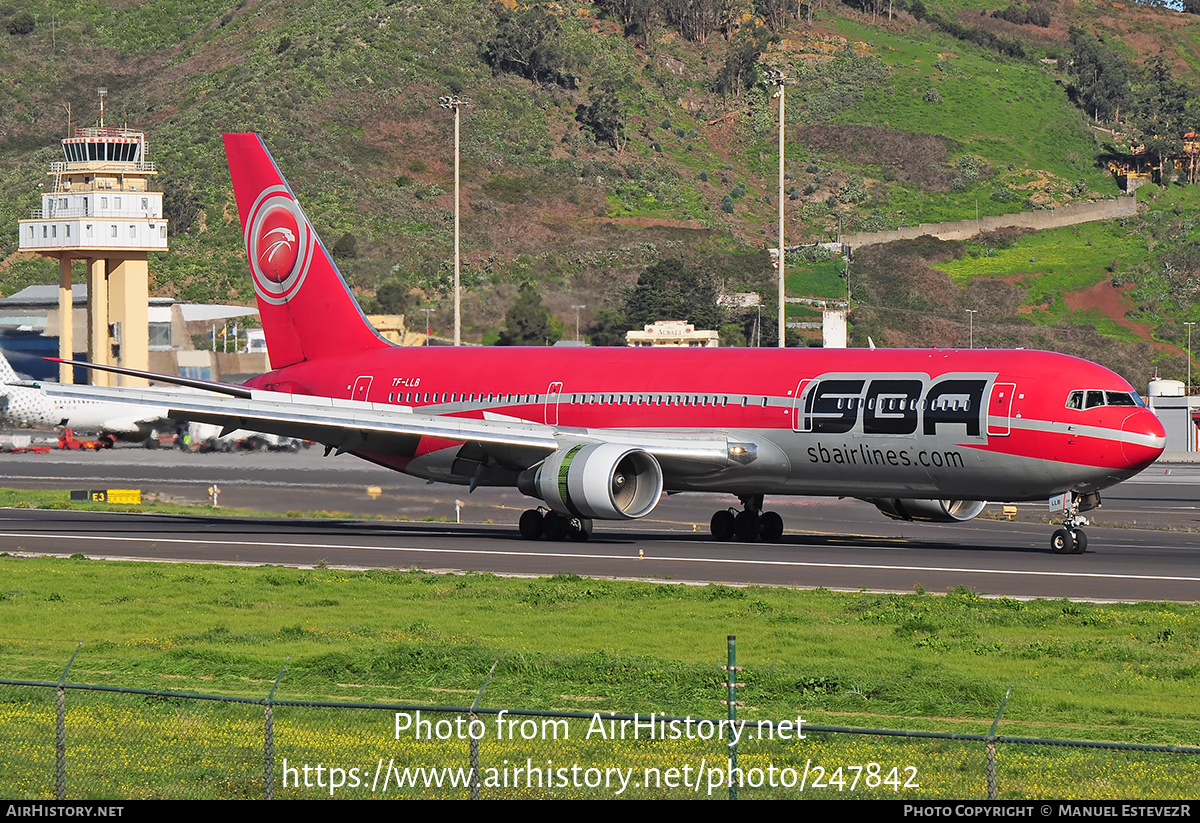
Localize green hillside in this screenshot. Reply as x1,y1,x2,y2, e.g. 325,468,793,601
2,0,1200,383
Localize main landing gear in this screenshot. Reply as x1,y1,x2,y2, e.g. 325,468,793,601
519,507,593,542
1050,493,1093,555
710,495,784,543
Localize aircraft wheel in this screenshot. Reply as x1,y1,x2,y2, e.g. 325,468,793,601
734,510,761,542
1050,528,1074,555
1070,529,1088,554
710,510,736,541
543,512,569,541
760,511,784,543
518,509,544,540
567,517,593,542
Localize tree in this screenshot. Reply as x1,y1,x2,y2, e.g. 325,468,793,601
585,308,631,346
595,0,654,41
483,7,575,87
1185,0,1200,14
754,0,793,32
1134,58,1189,135
1065,30,1133,123
6,11,34,35
576,86,626,151
332,232,358,259
1127,59,1191,185
497,283,561,345
624,259,724,330
663,0,721,43
713,29,767,101
374,280,413,315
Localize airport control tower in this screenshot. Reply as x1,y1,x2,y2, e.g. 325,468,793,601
17,90,168,385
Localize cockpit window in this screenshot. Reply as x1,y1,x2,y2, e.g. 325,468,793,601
1105,391,1139,407
1067,389,1145,410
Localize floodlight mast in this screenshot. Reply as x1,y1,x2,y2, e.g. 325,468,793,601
762,69,792,348
439,95,469,346
571,304,586,341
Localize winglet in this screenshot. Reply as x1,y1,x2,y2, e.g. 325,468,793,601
223,134,391,369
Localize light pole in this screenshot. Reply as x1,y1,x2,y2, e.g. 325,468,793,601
966,309,978,349
1186,321,1196,395
571,304,585,341
439,94,469,346
762,68,792,348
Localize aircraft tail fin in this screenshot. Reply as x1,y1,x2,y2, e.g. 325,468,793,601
223,134,391,369
0,349,20,385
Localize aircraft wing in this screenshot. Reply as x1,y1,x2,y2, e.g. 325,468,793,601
37,382,741,472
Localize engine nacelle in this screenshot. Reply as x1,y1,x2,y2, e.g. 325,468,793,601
869,498,987,523
518,444,663,520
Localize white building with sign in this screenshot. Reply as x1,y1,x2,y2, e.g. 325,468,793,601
626,320,719,348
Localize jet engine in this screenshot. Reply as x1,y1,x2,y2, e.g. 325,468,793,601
518,443,663,520
869,498,987,523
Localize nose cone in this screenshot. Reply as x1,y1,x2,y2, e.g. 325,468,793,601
1121,409,1167,473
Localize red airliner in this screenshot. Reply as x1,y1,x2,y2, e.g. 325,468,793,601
47,134,1167,553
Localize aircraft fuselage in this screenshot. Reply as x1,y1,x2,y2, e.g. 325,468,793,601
242,344,1163,504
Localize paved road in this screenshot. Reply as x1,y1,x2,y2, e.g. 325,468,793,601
1,444,1197,601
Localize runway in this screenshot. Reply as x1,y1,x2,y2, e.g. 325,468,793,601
1,443,1198,601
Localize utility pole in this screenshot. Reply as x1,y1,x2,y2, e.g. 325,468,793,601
439,95,469,346
1186,321,1196,395
421,307,435,346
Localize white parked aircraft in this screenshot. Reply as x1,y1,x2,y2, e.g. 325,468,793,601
0,350,173,444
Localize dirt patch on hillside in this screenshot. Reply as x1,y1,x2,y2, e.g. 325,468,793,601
795,125,956,191
1063,279,1176,354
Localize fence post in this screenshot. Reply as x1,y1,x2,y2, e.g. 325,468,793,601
723,636,744,801
56,642,84,801
470,662,498,800
987,687,1013,800
265,659,289,800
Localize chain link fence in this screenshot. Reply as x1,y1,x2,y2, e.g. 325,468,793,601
2,678,1198,799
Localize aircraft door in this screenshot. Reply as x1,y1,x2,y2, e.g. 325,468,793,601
352,375,373,402
545,381,563,425
791,379,813,433
987,382,1016,436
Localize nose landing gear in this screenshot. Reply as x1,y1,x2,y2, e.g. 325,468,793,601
1050,492,1092,554
710,495,784,542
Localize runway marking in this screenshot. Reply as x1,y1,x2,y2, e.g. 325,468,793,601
0,531,1197,584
